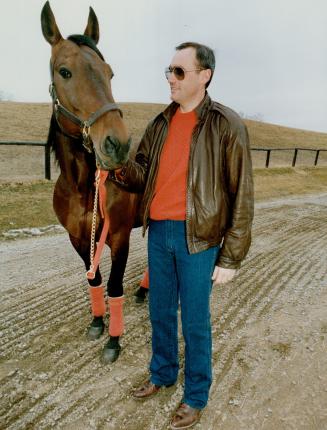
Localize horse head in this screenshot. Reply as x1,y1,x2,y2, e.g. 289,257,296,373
41,1,130,170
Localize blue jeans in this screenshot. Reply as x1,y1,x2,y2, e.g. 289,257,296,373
148,220,219,409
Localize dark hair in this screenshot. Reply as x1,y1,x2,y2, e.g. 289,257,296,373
175,42,215,88
68,34,105,61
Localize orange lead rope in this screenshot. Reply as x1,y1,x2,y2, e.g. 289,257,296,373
87,169,110,280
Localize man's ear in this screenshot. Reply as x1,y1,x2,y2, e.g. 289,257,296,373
201,69,212,87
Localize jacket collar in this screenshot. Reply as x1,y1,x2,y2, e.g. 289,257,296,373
162,92,213,123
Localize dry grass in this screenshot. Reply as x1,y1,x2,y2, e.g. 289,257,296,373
0,102,52,141
254,166,327,201
270,342,292,358
0,181,57,236
244,119,327,149
1,101,327,148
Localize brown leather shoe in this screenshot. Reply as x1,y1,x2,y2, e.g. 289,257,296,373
132,380,161,400
170,403,201,429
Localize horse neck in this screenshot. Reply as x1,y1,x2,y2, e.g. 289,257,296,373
56,133,96,192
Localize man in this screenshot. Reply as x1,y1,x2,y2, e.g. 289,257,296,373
112,42,254,429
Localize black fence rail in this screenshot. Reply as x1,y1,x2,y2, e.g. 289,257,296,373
0,141,327,179
251,147,327,168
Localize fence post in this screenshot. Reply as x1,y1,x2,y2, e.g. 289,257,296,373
292,148,298,167
44,144,51,180
265,149,271,168
314,150,320,166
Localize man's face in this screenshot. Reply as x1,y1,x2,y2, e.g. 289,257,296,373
167,47,208,106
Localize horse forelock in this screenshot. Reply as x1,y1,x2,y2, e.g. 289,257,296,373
67,34,105,61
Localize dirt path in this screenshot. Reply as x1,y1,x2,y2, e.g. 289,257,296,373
1,193,327,430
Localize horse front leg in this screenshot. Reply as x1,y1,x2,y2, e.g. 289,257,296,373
86,269,107,340
102,233,129,364
69,234,106,341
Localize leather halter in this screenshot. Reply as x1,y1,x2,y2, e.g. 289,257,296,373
49,64,123,153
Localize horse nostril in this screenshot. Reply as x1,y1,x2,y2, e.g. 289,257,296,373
101,136,118,155
107,136,117,148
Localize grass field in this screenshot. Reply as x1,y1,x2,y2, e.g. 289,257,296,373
1,166,327,237
0,181,57,236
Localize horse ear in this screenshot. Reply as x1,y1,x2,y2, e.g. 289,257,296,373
41,1,63,46
84,7,100,44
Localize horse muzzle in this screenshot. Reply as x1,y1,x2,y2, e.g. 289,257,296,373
95,136,131,170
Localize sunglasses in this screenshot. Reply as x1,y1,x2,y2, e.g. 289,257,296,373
164,66,204,81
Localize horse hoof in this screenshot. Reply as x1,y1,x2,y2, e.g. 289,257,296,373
134,287,148,304
101,342,121,364
86,318,105,340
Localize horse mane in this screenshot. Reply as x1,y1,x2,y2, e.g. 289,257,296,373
46,114,93,167
46,114,60,162
67,34,104,61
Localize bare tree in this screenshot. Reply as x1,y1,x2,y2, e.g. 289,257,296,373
0,90,13,101
238,111,264,122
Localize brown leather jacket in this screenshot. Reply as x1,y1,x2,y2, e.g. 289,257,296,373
117,93,254,269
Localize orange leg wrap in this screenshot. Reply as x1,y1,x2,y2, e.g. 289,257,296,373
140,268,149,289
108,296,125,337
89,286,106,317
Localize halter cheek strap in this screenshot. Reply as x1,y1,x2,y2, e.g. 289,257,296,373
49,81,123,152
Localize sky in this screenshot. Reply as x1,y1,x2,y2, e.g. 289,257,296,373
1,0,326,132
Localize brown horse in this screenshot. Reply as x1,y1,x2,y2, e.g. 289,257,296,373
41,1,146,363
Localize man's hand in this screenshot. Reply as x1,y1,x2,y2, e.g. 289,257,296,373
211,266,236,285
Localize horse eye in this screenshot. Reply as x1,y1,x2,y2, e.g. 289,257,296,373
59,68,72,79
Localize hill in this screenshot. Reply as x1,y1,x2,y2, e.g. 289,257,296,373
1,101,327,148
0,101,327,181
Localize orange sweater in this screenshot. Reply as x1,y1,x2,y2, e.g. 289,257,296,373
150,108,197,220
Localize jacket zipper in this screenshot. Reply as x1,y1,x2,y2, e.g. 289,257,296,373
142,117,169,233
185,118,205,252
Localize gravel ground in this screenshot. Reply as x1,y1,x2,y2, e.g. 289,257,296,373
0,193,327,430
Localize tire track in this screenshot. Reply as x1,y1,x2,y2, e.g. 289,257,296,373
0,248,147,355
1,209,317,356
0,222,320,426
